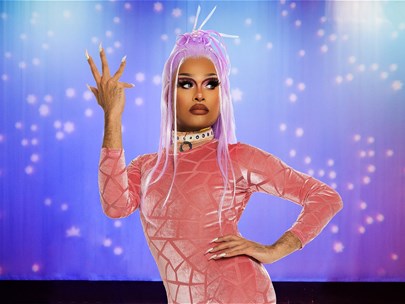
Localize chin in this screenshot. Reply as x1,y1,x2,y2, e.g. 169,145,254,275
181,126,207,132
176,115,219,132
177,121,212,132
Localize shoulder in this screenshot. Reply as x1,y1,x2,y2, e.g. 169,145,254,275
129,151,158,168
229,141,282,164
228,141,270,155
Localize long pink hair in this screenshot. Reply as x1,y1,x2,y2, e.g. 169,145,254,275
142,7,238,228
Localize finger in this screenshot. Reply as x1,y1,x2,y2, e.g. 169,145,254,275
212,235,240,243
215,243,251,259
86,51,101,83
224,244,248,255
211,240,242,253
208,252,227,260
111,55,127,81
86,83,95,94
119,82,135,89
209,244,250,260
215,251,240,259
86,84,99,101
208,242,250,260
99,43,111,78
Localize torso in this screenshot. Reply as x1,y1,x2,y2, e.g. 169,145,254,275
134,140,275,303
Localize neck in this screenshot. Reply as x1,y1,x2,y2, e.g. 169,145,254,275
173,127,214,152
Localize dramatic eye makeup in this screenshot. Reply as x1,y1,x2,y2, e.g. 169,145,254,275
177,77,220,90
204,78,220,89
177,78,194,89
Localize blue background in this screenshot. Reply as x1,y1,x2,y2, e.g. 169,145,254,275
0,0,404,282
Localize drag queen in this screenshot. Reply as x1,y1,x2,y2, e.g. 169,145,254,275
86,7,343,303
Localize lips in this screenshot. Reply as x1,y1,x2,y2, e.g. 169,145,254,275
189,104,209,115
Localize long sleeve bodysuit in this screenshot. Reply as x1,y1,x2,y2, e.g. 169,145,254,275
98,140,343,303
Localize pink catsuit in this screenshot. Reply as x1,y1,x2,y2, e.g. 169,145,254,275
98,140,343,303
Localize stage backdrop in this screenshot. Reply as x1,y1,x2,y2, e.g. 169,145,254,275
0,0,404,282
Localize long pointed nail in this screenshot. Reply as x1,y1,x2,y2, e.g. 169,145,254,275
85,49,89,60
130,83,135,87
217,253,227,258
205,248,214,254
86,84,92,91
210,238,218,243
121,55,127,63
208,254,217,260
99,42,103,53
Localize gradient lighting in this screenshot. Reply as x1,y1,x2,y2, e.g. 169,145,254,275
327,0,389,31
0,1,404,282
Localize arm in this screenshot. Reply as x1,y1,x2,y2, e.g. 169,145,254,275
239,143,343,247
266,230,302,262
103,114,123,149
98,148,141,218
209,143,343,263
86,44,133,148
208,230,301,264
86,45,137,217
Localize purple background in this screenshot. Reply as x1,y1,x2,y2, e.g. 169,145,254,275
0,0,404,282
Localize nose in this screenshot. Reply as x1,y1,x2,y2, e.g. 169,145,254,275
194,92,205,102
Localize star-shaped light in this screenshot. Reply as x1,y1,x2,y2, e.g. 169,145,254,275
66,226,81,237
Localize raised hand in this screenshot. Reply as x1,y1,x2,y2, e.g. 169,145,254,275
86,43,134,148
86,43,134,119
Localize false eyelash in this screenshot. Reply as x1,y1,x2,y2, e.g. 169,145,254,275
177,79,194,88
177,78,220,89
205,78,220,88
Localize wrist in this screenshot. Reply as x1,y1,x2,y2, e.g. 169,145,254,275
105,112,122,123
264,244,278,263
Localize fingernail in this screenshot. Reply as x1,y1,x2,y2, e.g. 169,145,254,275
130,83,135,87
99,42,103,53
86,83,91,91
121,55,127,63
85,49,89,60
217,253,226,258
205,248,214,254
210,238,218,243
208,254,217,260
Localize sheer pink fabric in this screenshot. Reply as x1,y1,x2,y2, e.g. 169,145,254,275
98,140,343,303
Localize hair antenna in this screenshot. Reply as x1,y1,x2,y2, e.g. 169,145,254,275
198,6,217,30
192,5,201,31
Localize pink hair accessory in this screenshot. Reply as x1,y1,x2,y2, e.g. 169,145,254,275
175,6,239,57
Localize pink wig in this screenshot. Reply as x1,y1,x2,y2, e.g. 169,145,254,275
143,7,238,228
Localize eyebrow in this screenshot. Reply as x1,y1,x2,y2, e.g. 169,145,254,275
178,73,218,77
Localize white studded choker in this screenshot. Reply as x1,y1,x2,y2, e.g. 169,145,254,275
173,127,214,152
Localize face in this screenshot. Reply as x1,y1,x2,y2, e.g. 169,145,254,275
175,57,220,132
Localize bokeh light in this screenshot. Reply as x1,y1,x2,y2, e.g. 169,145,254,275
0,0,404,282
